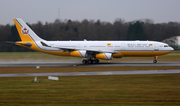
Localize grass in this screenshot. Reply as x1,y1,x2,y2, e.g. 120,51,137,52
0,74,180,106
0,52,180,105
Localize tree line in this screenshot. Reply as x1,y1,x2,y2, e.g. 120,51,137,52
0,18,179,52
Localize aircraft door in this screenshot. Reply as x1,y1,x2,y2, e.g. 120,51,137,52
154,43,159,51
121,43,125,50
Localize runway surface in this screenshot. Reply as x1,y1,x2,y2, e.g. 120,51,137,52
0,62,180,67
0,69,180,77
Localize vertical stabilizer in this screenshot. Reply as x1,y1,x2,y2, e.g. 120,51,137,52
13,18,45,42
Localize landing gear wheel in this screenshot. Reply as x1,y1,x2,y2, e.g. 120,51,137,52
153,60,157,63
88,60,93,64
94,59,99,64
82,60,87,64
153,56,158,63
82,59,100,64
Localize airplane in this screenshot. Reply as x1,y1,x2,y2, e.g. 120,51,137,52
12,18,174,64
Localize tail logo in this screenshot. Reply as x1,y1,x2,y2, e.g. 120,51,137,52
22,28,29,35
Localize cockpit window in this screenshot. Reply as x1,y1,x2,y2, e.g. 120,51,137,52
164,45,169,47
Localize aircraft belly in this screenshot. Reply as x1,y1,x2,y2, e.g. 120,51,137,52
119,51,172,57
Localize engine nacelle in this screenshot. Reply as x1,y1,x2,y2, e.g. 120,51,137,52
95,53,113,60
70,50,87,58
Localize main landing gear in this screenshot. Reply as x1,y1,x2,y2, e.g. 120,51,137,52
153,56,158,63
82,52,100,64
82,59,99,64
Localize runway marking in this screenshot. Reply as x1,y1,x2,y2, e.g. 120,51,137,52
0,69,180,77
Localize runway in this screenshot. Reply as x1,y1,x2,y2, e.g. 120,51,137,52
0,62,180,77
0,69,180,77
0,61,180,67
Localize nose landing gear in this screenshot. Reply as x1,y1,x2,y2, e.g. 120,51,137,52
153,59,157,63
153,56,158,63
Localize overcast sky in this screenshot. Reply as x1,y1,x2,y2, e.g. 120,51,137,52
0,0,180,25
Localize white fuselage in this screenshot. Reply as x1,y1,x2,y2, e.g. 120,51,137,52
33,40,174,58
38,40,173,52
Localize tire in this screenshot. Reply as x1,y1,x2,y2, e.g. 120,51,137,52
82,60,87,64
88,60,92,64
94,59,99,64
153,60,157,63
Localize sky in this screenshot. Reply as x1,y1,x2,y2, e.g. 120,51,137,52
0,0,180,25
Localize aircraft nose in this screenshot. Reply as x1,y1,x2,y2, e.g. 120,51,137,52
170,47,174,51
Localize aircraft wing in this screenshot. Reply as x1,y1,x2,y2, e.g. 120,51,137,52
53,46,118,53
40,42,119,54
85,49,119,53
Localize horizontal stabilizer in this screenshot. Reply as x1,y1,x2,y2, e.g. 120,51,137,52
16,42,32,47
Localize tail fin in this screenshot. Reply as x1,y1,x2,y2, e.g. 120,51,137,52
13,18,45,42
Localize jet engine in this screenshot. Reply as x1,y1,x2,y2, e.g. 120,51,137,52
70,50,87,58
95,53,112,60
